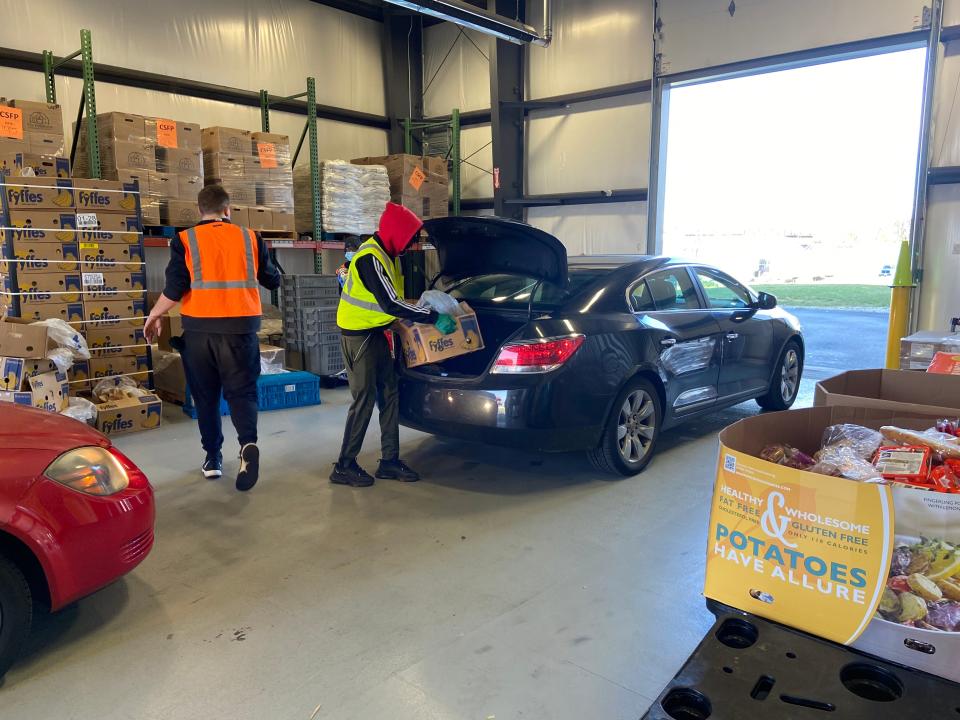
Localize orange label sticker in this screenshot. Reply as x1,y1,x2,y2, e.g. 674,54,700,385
409,166,426,191
257,142,278,169
156,119,178,148
0,105,23,140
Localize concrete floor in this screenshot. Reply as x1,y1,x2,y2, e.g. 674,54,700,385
0,385,780,720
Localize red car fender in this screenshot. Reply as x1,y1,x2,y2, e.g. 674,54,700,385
0,495,64,608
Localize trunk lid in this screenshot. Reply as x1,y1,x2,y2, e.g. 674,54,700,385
423,217,568,286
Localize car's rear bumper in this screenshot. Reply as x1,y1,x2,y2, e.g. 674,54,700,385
399,378,603,453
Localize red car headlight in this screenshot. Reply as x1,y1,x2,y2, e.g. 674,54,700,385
44,446,130,496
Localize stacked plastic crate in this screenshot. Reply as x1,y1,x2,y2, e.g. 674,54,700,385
281,275,343,375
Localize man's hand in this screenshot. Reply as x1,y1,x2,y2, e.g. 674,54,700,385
434,313,457,335
144,314,163,344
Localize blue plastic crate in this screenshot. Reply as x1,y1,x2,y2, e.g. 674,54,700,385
183,371,321,418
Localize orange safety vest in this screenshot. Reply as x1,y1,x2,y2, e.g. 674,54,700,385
180,222,262,318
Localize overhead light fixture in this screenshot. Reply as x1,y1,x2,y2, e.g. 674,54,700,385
383,0,552,46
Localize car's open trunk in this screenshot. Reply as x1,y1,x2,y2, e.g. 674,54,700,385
407,306,529,378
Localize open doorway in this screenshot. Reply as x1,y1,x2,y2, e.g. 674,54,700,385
659,46,927,375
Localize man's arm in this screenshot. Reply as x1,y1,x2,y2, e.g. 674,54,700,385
256,233,281,290
353,254,439,324
145,237,189,342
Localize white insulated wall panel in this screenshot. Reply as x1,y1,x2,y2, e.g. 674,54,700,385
422,24,491,116
460,125,494,199
0,67,388,168
659,0,924,76
932,42,960,167
528,202,647,256
946,0,960,28
526,94,650,195
0,0,386,115
526,0,653,98
919,185,960,331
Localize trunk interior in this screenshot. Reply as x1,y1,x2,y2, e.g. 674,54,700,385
409,307,529,378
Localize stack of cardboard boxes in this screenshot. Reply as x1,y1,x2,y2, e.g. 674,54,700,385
352,154,449,220
0,98,71,179
0,318,69,412
74,112,204,227
0,176,150,396
202,127,294,231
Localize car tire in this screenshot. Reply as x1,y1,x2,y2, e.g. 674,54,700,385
588,376,662,477
757,340,803,411
0,554,32,680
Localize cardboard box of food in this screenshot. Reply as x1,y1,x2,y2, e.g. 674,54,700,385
0,153,70,179
272,211,294,232
0,317,50,358
705,405,960,683
158,309,184,352
145,170,175,199
142,117,199,150
15,271,83,304
86,326,148,357
11,238,79,274
99,140,157,172
68,358,90,392
219,181,256,207
28,133,64,156
90,354,150,383
4,176,74,209
244,154,272,180
95,393,162,436
113,170,150,194
900,331,960,370
201,126,252,155
81,269,146,300
206,152,245,179
177,122,201,150
157,147,203,176
177,175,203,202
84,298,146,329
78,241,143,270
78,213,140,245
17,301,84,324
7,209,76,243
393,302,483,368
161,200,201,227
6,99,64,136
257,182,293,209
92,112,145,142
73,178,139,213
247,207,272,230
229,205,250,227
814,369,960,417
26,370,68,412
927,351,960,375
152,349,186,403
0,356,24,389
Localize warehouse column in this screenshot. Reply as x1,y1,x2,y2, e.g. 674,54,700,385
489,0,525,221
382,9,424,154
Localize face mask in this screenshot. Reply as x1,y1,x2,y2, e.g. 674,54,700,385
344,252,355,261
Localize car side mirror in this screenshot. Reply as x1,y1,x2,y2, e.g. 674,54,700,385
756,291,777,310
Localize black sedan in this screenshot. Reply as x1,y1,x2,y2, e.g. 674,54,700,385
399,217,804,476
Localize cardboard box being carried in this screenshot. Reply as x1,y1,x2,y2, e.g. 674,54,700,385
95,392,162,436
152,349,187,404
158,309,184,352
814,368,960,417
705,405,960,684
393,301,483,368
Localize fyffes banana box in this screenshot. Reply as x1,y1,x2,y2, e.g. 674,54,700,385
16,272,83,305
78,241,144,269
77,212,140,244
84,298,146,328
82,270,146,300
27,370,68,412
69,358,90,393
90,354,150,383
95,393,162,436
0,356,24,390
17,301,84,324
85,327,148,357
4,176,74,209
393,301,484,368
72,179,139,213
7,210,76,243
0,389,31,406
11,238,79,273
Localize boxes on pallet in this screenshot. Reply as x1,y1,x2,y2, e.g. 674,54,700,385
17,301,84,324
85,326,148,357
352,154,449,220
148,170,178,202
84,298,146,329
219,181,256,207
11,271,83,305
79,215,140,246
4,176,74,210
161,199,201,227
82,269,146,300
96,140,158,173
29,134,64,156
272,211,294,232
94,112,145,142
201,127,253,154
248,207,272,230
230,206,250,227
205,152,245,180
78,241,144,270
5,99,64,136
178,175,203,203
156,146,203,176
7,210,76,243
251,132,291,167
8,238,78,274
73,178,139,213
0,153,70,179
143,117,201,150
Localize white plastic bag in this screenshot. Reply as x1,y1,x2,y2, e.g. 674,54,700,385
47,348,75,374
418,290,464,316
261,357,287,375
35,318,90,360
61,396,97,424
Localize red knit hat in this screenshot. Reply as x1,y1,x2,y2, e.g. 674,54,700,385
378,202,423,256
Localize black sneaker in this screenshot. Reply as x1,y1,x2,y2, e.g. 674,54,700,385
330,460,375,487
202,456,223,479
236,443,260,492
375,458,420,482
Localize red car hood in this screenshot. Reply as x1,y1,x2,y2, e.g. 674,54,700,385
0,404,109,451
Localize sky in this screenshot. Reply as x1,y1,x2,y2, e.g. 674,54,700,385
661,47,927,283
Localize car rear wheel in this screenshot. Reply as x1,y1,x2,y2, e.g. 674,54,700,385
757,340,803,411
589,377,662,477
0,554,32,680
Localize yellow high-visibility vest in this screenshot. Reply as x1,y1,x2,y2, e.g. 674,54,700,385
336,238,404,330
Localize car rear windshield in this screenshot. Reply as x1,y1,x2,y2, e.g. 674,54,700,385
448,268,612,309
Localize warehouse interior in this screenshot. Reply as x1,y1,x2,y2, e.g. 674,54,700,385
3,0,960,718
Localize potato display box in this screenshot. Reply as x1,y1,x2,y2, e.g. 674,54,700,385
393,302,483,368
95,394,163,436
705,405,960,683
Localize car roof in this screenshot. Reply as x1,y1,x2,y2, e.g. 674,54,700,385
567,255,690,273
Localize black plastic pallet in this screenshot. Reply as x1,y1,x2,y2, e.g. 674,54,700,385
641,608,960,720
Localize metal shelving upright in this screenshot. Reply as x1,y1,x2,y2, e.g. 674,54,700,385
42,29,101,179
403,109,462,216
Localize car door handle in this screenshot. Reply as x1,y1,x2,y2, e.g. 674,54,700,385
726,333,740,340
660,338,677,347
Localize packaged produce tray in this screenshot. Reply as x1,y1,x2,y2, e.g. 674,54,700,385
182,370,321,417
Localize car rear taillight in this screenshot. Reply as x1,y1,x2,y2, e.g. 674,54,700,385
491,335,585,374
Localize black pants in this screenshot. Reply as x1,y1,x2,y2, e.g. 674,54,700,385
338,331,400,464
182,331,260,458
